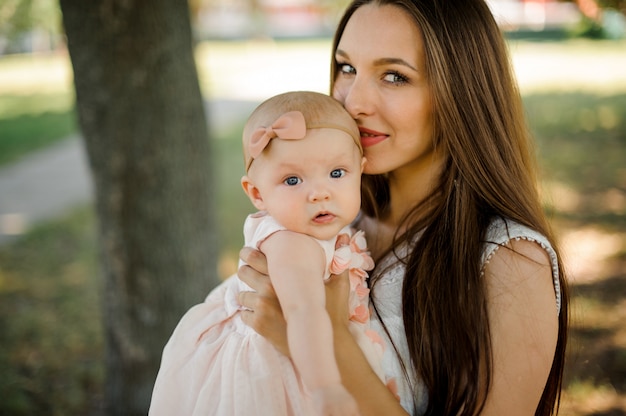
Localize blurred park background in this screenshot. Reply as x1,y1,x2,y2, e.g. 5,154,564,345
0,0,625,414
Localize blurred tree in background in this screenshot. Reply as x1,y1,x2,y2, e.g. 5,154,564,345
59,0,219,414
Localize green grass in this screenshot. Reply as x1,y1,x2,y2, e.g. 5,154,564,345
0,93,77,166
0,207,102,415
0,52,77,166
525,91,626,234
526,92,626,193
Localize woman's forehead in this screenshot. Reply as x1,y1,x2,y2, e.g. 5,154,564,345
338,4,424,61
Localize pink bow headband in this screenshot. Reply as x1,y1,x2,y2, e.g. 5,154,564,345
245,110,360,171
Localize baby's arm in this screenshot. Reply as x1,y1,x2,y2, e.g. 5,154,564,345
259,230,359,416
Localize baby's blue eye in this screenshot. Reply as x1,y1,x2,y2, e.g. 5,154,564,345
330,169,345,179
284,176,301,186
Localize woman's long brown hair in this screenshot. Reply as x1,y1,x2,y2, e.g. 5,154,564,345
331,1,569,415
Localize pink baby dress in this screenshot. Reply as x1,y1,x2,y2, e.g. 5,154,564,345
149,212,385,416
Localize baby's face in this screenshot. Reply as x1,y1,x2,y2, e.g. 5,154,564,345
248,128,364,240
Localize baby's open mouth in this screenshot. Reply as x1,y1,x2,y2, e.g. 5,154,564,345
314,212,335,223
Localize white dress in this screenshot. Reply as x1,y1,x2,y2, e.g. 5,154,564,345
368,217,563,415
149,212,384,416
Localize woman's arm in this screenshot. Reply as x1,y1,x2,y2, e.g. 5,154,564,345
480,239,559,415
325,273,409,415
239,247,408,416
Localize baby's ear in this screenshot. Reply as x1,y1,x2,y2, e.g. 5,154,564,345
361,156,367,173
241,176,265,211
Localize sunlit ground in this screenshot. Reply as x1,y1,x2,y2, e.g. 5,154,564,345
0,52,72,96
0,37,625,415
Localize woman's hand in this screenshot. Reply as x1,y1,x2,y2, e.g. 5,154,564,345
238,246,353,356
238,246,289,356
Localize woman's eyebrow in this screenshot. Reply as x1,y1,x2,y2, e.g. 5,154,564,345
335,49,349,60
373,57,418,72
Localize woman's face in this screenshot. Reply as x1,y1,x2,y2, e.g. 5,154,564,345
333,4,435,177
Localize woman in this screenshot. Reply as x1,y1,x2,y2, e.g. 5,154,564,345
238,1,569,415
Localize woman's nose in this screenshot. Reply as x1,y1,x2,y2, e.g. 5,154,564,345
335,78,372,119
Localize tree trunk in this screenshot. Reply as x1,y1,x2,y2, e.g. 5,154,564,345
59,1,219,414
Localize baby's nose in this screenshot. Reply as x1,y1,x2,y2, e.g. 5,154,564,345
308,187,331,202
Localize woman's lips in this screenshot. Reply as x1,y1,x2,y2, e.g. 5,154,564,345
359,127,388,148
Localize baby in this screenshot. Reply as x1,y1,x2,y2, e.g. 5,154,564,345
149,91,384,416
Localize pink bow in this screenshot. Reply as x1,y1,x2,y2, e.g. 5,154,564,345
248,111,307,159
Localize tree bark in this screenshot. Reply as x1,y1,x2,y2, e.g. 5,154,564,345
59,1,218,414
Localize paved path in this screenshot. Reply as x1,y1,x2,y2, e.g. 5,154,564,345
0,136,90,244
0,99,259,244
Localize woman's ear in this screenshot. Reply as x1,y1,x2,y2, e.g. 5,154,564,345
241,176,266,211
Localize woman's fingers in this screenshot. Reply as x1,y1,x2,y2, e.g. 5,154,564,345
238,246,273,296
238,281,289,357
238,292,283,327
240,308,290,356
237,246,289,355
240,246,269,275
238,264,271,293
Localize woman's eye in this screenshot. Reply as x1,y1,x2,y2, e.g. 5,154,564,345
330,169,346,179
284,176,301,186
338,63,355,75
383,71,409,85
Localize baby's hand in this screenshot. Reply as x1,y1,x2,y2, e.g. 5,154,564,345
311,383,360,416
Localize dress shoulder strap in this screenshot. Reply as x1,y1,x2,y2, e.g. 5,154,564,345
482,217,562,314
